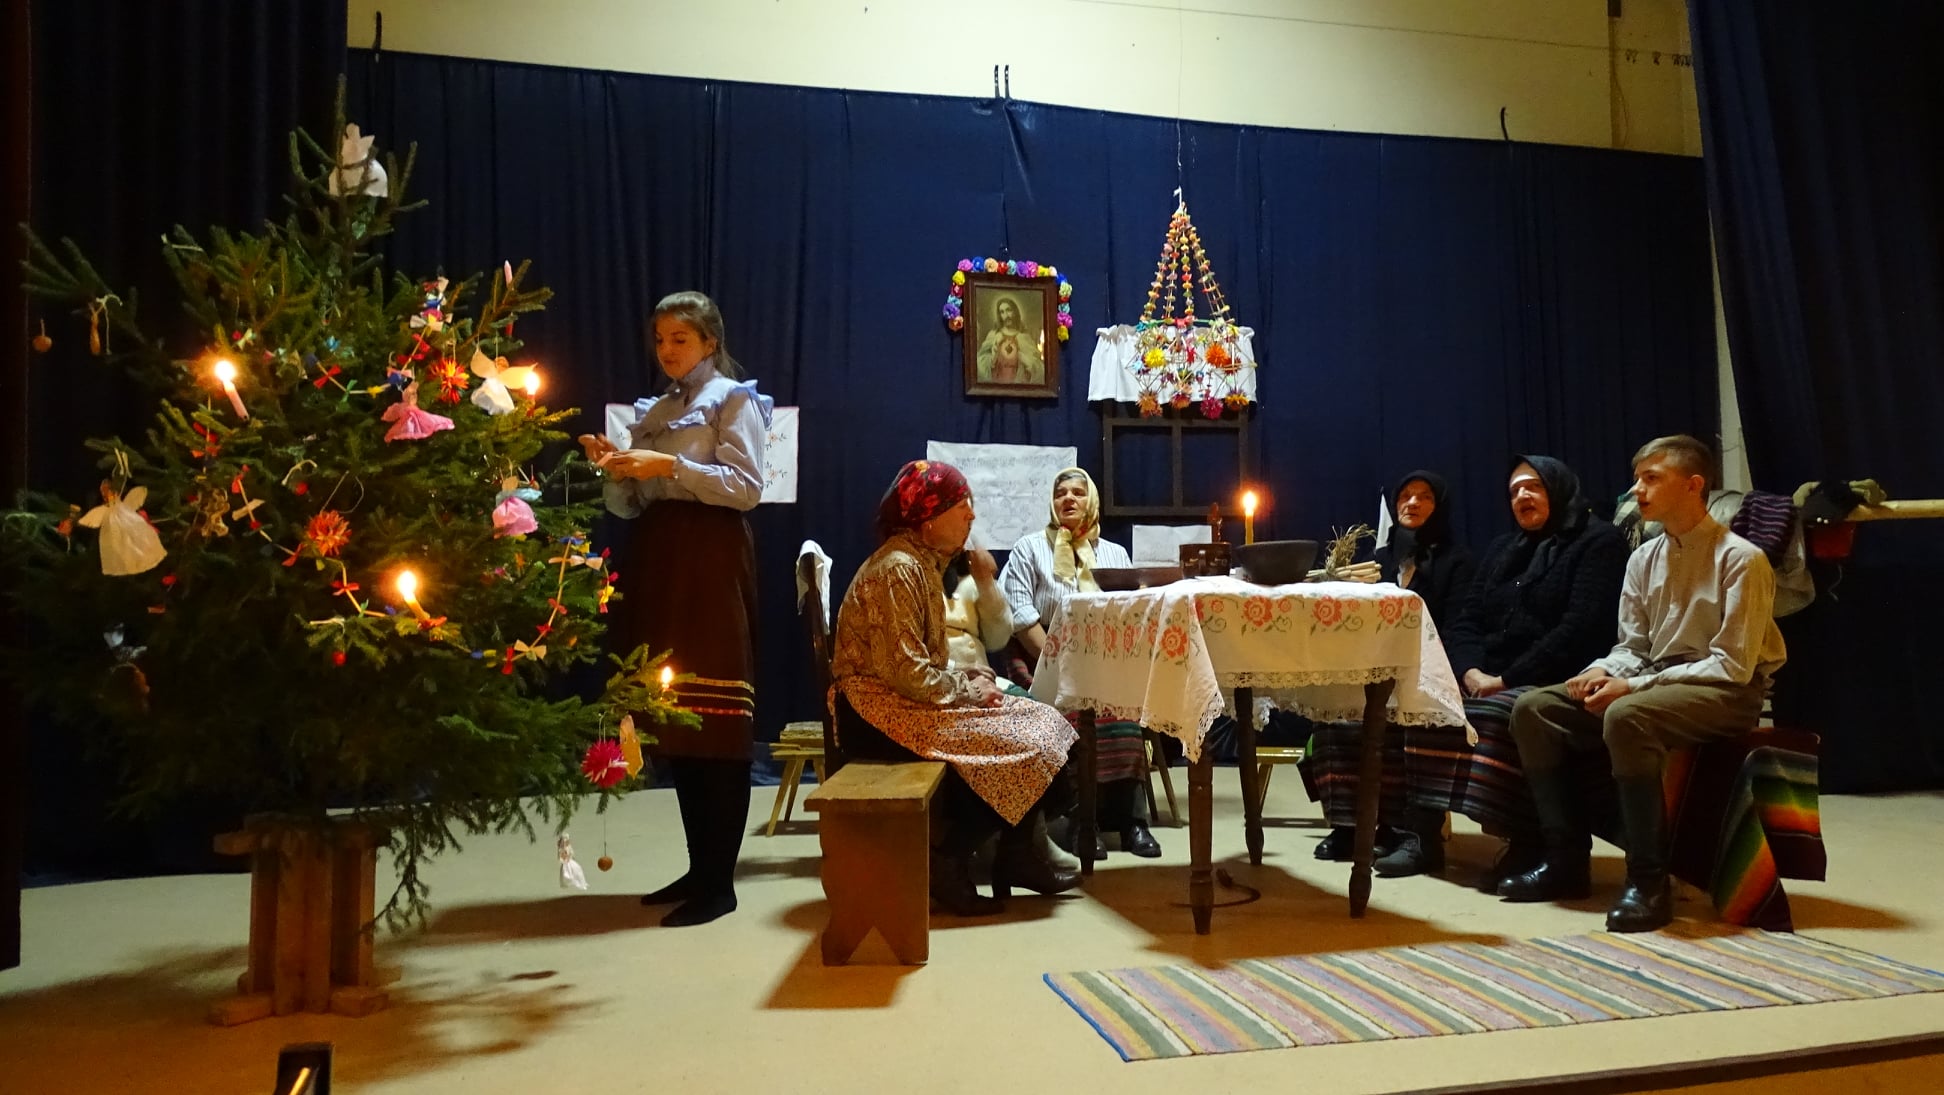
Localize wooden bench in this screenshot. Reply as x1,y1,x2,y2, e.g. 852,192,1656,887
803,761,945,966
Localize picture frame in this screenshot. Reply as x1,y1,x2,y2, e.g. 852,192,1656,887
961,273,1061,398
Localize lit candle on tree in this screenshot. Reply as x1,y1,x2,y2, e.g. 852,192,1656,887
659,664,674,695
212,359,249,419
523,370,541,399
395,568,430,621
1242,490,1258,545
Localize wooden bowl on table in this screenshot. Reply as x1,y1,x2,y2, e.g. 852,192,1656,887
1232,540,1320,585
1093,566,1185,591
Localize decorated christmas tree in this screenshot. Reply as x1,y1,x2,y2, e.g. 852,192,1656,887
4,98,689,929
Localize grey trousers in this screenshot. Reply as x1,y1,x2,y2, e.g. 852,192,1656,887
1509,681,1766,780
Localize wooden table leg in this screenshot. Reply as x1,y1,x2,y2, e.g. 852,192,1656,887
1234,687,1262,866
1189,749,1214,934
1077,707,1099,876
1348,679,1397,918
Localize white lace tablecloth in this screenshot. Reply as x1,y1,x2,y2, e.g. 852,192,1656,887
1029,577,1468,760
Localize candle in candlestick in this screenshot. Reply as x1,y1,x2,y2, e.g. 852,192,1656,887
212,359,249,419
1242,490,1258,545
395,569,430,621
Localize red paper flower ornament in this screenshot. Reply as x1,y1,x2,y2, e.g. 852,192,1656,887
581,740,629,789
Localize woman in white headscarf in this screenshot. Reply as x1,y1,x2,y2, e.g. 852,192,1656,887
998,468,1160,858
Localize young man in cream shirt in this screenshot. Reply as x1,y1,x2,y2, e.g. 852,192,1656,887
1500,435,1787,932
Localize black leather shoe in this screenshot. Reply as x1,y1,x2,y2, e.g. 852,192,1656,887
992,828,1082,898
1606,874,1673,932
1314,825,1398,862
1476,840,1544,895
1497,856,1592,902
1314,826,1355,861
931,849,1005,917
1121,821,1162,859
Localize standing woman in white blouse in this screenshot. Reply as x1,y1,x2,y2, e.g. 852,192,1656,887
579,291,771,928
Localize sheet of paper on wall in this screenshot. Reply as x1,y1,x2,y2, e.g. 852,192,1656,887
1131,524,1212,564
925,440,1077,551
761,406,799,504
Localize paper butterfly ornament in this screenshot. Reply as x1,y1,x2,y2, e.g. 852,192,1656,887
327,123,389,198
469,349,536,416
78,481,167,576
381,381,456,442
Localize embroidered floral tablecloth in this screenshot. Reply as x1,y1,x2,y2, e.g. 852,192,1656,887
1030,577,1468,760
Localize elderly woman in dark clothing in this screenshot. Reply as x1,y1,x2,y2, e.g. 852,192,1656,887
1309,470,1475,868
1395,455,1630,887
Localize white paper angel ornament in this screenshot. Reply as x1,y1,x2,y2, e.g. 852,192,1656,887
469,349,536,416
327,123,389,198
557,832,589,891
78,481,167,576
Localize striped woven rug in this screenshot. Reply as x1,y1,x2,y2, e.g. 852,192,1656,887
1046,930,1944,1061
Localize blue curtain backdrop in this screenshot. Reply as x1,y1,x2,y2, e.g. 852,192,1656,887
1689,0,1944,790
347,49,1719,754
14,1,347,883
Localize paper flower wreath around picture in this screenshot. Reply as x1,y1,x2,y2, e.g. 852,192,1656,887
941,257,1073,337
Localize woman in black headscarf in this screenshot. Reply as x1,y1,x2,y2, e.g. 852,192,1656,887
1308,470,1476,869
1389,455,1629,886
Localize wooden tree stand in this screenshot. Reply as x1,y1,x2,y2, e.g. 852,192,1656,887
208,815,389,1026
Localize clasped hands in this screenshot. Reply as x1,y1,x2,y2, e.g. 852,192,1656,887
1565,668,1631,714
962,664,1004,709
578,434,677,481
1465,666,1630,714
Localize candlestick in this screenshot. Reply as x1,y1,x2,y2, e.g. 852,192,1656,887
212,359,249,419
395,569,430,621
1242,490,1258,545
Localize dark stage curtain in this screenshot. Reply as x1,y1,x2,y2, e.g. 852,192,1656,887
14,0,346,882
347,51,1719,766
1690,0,1944,790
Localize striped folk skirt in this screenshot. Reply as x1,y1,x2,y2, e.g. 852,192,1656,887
615,500,758,761
1311,686,1539,834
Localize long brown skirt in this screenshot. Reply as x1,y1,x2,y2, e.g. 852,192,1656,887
613,499,757,760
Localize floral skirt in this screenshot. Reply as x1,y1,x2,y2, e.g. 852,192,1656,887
834,677,1077,826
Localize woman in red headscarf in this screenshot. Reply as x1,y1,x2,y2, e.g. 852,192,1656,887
830,460,1081,915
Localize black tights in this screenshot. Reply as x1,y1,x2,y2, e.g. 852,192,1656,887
664,756,751,896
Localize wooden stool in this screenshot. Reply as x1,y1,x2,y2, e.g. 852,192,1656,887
803,761,944,966
1254,744,1306,814
1142,730,1182,827
765,721,828,837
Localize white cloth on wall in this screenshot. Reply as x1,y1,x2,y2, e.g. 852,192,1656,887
1086,323,1260,405
1130,524,1211,565
925,440,1077,551
761,406,799,504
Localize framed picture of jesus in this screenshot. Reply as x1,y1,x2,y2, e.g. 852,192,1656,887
961,273,1061,398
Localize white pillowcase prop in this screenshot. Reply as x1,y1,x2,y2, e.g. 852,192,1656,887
79,482,167,576
469,349,535,416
